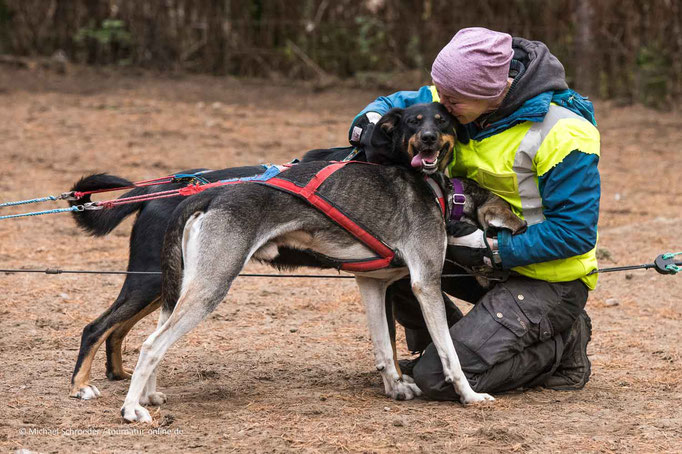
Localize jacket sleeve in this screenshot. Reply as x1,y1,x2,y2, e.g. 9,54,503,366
350,86,436,127
497,150,600,268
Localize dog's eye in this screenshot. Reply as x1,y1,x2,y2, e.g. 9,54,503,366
407,117,421,125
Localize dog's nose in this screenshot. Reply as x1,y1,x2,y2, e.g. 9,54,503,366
421,131,437,145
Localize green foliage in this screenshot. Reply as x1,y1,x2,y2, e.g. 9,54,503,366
353,15,387,68
73,19,132,65
292,14,391,77
74,19,131,47
406,34,423,69
0,0,12,52
636,44,671,108
0,0,9,21
0,0,680,106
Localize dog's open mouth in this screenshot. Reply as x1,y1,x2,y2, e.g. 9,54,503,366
410,144,448,173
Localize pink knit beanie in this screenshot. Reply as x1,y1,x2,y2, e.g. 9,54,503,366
431,27,514,100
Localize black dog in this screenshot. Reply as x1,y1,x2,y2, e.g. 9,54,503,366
69,161,354,399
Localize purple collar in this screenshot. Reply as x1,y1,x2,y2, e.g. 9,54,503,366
450,178,466,221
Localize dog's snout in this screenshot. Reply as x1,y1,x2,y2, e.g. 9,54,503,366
421,130,438,145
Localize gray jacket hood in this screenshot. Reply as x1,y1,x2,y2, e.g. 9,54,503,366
485,37,569,124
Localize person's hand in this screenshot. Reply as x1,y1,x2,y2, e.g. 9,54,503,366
446,221,501,269
349,111,382,147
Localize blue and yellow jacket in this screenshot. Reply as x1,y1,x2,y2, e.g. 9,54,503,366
351,85,601,289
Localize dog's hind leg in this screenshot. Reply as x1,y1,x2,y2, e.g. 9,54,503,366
404,249,494,405
106,295,161,381
121,211,251,423
120,252,242,423
138,304,172,407
120,289,221,423
70,320,118,400
70,286,161,399
355,276,422,401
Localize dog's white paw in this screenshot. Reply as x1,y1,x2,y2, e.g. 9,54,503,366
71,384,101,400
460,391,495,405
121,403,152,423
386,377,422,401
140,392,167,406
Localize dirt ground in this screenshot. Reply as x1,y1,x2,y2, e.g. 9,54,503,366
0,65,680,454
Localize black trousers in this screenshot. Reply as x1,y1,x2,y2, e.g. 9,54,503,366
389,262,589,400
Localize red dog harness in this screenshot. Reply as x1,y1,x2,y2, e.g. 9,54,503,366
261,162,394,271
260,161,447,272
176,161,447,272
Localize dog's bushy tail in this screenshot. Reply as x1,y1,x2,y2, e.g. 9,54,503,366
160,193,214,313
69,174,148,236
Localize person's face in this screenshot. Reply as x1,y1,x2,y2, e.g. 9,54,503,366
436,87,495,124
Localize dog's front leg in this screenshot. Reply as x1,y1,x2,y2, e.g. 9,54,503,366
355,276,422,401
411,279,494,405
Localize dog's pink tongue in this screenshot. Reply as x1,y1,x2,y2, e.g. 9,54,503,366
411,151,437,168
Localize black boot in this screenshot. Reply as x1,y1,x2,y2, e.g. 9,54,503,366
544,311,592,390
398,354,421,377
400,292,464,353
399,293,463,376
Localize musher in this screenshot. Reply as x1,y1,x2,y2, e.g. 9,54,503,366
349,27,600,399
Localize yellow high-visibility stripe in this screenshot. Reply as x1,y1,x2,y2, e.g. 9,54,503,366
429,85,440,102
447,103,600,289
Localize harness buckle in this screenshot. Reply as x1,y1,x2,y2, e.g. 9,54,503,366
58,191,77,201
452,194,466,205
173,174,210,185
342,148,362,162
82,202,103,211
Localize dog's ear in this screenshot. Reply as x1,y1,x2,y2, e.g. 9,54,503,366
376,108,403,137
364,108,403,165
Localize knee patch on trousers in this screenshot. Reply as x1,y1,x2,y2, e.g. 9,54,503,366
451,279,564,371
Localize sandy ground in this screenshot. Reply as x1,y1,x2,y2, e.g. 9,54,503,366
0,66,681,453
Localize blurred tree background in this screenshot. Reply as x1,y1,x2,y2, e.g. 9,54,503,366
0,0,680,108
